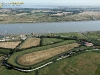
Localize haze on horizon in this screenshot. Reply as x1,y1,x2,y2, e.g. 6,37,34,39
1,0,100,6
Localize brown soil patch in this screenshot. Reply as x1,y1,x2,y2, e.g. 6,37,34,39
17,43,79,66
20,38,40,49
0,41,21,49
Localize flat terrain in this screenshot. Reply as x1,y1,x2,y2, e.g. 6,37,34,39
41,38,63,46
1,32,100,75
37,51,100,75
1,51,100,75
19,38,40,49
17,43,79,66
0,66,36,75
0,41,21,49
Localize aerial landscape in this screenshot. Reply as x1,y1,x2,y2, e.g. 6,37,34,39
0,0,100,75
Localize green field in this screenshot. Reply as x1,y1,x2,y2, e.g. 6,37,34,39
83,32,99,39
0,66,36,75
53,32,87,39
0,48,10,55
37,51,100,75
41,38,64,46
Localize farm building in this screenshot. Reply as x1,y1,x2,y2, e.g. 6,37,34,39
85,42,93,47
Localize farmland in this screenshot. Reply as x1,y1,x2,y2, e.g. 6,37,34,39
0,41,21,49
1,51,100,75
37,51,100,75
0,66,36,75
41,38,64,46
17,43,79,66
19,38,40,49
7,40,76,68
0,31,100,75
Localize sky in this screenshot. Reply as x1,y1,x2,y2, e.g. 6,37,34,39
1,0,100,5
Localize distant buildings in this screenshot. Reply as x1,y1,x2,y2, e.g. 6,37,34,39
0,35,5,41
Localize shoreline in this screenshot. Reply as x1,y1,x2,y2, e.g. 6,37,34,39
0,19,99,24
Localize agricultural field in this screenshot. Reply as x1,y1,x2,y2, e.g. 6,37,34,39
19,38,40,49
83,32,99,39
17,43,79,66
7,40,76,68
0,41,21,49
1,51,100,75
0,48,10,55
37,51,100,75
41,38,64,46
53,32,87,39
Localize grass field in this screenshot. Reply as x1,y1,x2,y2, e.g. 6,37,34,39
0,54,4,57
17,43,79,66
1,51,100,75
19,38,40,49
83,32,99,39
41,38,64,46
0,48,10,55
37,51,100,75
0,66,36,75
0,41,21,49
53,32,87,39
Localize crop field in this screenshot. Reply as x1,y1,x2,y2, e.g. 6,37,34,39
19,38,40,49
17,43,79,66
0,41,21,49
7,40,76,68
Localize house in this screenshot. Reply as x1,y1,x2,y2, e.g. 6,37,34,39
0,35,5,41
20,35,27,40
85,42,93,47
0,38,6,41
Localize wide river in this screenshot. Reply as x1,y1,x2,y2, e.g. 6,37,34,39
0,21,100,34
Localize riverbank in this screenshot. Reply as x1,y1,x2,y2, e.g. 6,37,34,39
0,11,100,24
